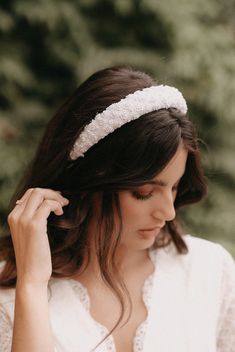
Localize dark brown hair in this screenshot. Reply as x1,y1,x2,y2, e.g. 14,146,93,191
0,65,207,343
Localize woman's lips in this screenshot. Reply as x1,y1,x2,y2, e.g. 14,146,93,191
138,227,162,238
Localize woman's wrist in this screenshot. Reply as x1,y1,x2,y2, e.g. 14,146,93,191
16,279,49,294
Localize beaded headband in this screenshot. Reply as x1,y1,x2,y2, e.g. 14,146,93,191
69,85,187,160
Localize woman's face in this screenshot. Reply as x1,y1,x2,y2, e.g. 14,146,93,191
117,143,188,251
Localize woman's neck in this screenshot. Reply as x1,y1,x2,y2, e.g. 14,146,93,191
80,244,151,283
114,245,150,272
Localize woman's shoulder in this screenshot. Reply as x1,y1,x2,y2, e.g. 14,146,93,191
183,234,235,264
150,235,235,306
178,235,235,286
152,234,235,280
154,234,234,260
183,235,235,322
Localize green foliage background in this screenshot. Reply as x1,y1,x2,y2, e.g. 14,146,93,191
0,0,235,256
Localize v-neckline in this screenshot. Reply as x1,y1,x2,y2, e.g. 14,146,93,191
68,248,158,352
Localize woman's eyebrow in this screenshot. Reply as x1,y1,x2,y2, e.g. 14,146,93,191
144,176,183,187
144,180,167,187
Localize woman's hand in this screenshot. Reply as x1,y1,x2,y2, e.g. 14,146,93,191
7,188,69,287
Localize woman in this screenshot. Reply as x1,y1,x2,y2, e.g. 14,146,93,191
0,66,234,352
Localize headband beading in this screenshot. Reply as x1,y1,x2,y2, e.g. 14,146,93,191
69,85,187,160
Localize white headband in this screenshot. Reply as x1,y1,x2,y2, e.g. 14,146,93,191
69,85,187,160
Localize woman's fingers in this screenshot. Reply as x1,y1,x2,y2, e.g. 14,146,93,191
22,188,68,217
33,199,64,221
12,188,68,218
7,188,70,285
15,188,34,204
8,188,69,236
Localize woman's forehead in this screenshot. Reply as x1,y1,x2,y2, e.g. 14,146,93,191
148,146,188,186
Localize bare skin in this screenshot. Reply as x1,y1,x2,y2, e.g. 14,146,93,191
8,144,188,352
8,188,69,352
71,144,188,351
74,249,155,351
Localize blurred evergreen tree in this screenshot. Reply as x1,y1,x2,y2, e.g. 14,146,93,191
0,0,234,255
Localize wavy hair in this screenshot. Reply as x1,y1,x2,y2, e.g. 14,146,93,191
0,65,207,344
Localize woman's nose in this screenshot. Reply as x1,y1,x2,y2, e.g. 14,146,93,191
151,191,176,222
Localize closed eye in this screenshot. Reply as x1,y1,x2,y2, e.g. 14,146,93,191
131,179,181,201
131,190,153,200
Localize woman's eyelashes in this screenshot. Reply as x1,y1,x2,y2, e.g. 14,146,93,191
131,184,179,201
131,190,154,200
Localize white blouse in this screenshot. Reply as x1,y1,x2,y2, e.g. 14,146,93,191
0,235,235,352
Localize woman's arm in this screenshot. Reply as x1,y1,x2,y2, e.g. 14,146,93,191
12,283,54,352
7,188,69,352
